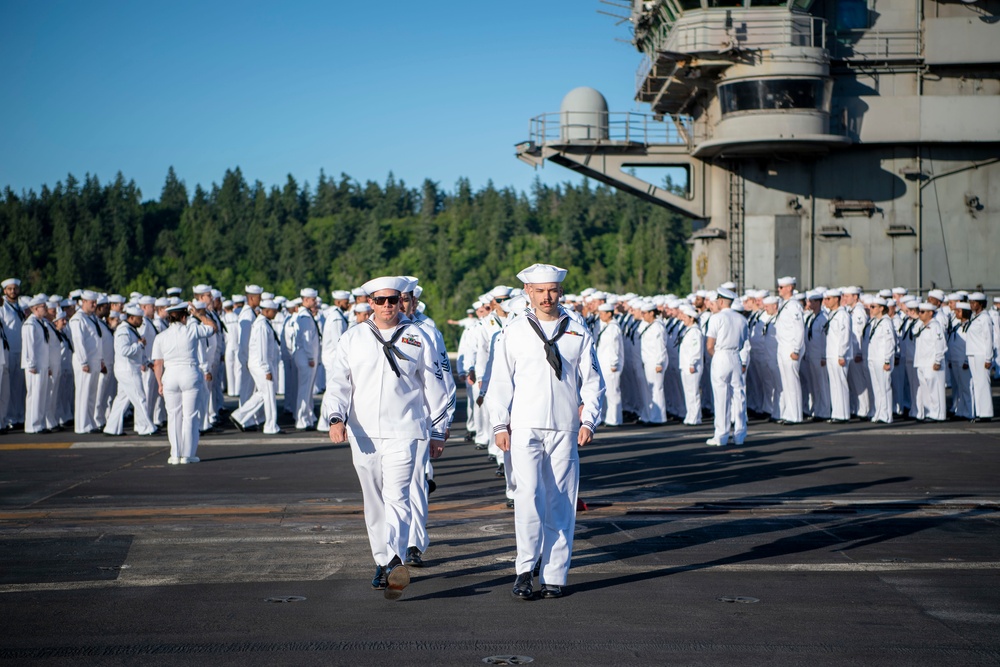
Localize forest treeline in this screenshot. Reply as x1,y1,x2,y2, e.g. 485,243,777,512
0,166,691,341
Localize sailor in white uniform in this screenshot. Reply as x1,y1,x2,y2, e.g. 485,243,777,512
2,278,26,427
231,300,282,434
595,303,624,426
705,287,750,446
236,285,263,424
323,275,451,600
290,288,322,429
104,306,157,436
774,277,805,424
964,293,995,421
822,290,852,422
69,290,105,434
487,263,605,601
865,297,897,423
152,302,218,464
637,303,668,424
913,302,948,421
676,304,704,425
21,296,52,434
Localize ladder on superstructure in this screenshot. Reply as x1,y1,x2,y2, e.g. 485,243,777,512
728,164,745,293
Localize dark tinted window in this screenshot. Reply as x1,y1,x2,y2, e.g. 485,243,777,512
719,79,825,114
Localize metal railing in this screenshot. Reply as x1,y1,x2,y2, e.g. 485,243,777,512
829,28,921,61
527,111,692,147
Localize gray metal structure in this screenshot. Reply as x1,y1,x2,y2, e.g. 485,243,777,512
516,0,1000,292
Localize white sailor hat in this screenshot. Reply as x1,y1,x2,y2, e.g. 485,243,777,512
166,301,190,312
274,295,287,305
401,276,419,292
351,287,366,297
946,293,960,302
78,289,98,302
260,292,274,301
35,293,49,302
299,288,319,298
640,302,656,312
96,294,109,305
491,285,513,298
168,297,181,306
136,296,154,306
720,281,738,291
69,289,83,299
472,300,483,310
706,290,719,301
969,292,987,302
354,303,372,313
260,299,278,310
124,305,143,317
598,303,615,312
516,263,567,284
413,285,423,299
222,299,233,308
717,287,737,300
60,298,73,307
416,301,427,313
877,289,892,298
918,302,937,311
823,289,842,298
842,286,861,295
331,290,351,301
27,295,47,308
166,287,183,296
107,311,122,320
54,309,67,321
47,294,62,303
581,287,596,297
678,304,697,318
2,278,21,288
732,299,746,312
695,290,707,298
892,287,908,295
762,295,779,305
956,301,972,311
154,297,169,307
927,289,945,301
244,285,264,295
287,297,301,307
108,294,126,304
209,289,221,299
129,291,142,300
871,297,888,306
861,294,874,305
196,301,211,311
793,292,805,301
777,276,797,287
362,276,409,295
233,295,246,303
903,297,920,308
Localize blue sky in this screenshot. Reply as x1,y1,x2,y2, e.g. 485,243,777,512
1,0,644,201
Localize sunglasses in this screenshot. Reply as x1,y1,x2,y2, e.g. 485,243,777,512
371,295,400,306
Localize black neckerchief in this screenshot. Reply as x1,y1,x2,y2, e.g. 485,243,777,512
88,314,103,338
0,320,7,351
525,310,570,380
7,299,25,322
261,316,280,346
822,308,840,335
366,318,409,378
806,312,816,339
868,317,884,340
962,313,979,333
676,325,691,347
35,316,50,343
56,327,73,353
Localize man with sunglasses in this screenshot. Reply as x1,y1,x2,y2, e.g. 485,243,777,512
323,276,452,601
487,264,605,601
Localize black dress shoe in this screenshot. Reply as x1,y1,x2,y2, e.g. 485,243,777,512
89,428,104,434
229,416,246,432
404,546,424,568
533,558,541,577
103,432,126,437
371,565,388,590
540,584,563,599
427,478,437,495
511,572,533,601
464,432,475,442
475,443,487,450
495,463,505,478
384,556,409,600
506,498,515,509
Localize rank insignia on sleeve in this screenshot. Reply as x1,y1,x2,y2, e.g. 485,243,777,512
401,335,422,347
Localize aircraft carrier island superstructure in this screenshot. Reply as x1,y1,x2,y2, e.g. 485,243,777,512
516,0,1000,292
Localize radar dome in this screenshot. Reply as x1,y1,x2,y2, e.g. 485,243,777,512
560,87,609,141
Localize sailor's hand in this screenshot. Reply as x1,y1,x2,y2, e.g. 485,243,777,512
578,426,593,448
495,430,511,452
430,439,446,459
328,422,347,444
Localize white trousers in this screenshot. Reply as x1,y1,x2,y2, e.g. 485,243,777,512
474,383,490,446
710,352,746,444
225,346,238,396
464,379,476,433
6,361,25,425
828,359,850,421
95,368,115,428
73,362,101,434
231,352,243,398
104,368,156,435
232,367,279,434
281,351,296,413
643,365,667,423
848,355,871,418
292,355,318,429
24,370,50,433
680,368,702,425
969,357,995,419
867,361,893,423
510,428,578,586
141,368,158,426
350,436,416,566
45,368,62,430
776,352,803,423
601,369,622,426
949,361,973,419
408,439,430,553
915,367,946,421
761,357,779,417
163,366,205,460
0,366,9,427
238,358,255,406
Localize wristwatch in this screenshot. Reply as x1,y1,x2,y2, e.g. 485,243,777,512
329,418,343,426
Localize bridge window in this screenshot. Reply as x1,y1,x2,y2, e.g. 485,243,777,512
719,79,828,114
